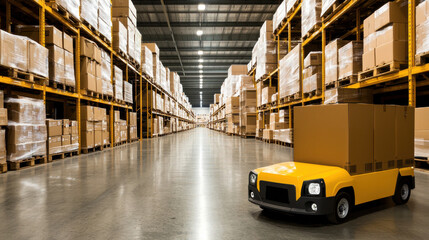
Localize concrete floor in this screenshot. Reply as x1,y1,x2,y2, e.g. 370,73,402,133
0,128,428,239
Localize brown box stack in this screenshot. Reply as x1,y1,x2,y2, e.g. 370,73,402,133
142,43,160,83
226,97,240,134
415,107,429,159
338,41,363,80
6,96,47,161
279,44,301,99
416,0,429,61
80,37,102,94
325,39,348,85
303,51,322,96
128,112,138,141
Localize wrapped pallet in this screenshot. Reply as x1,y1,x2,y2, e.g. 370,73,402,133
124,81,133,104
416,0,429,58
55,0,80,19
0,30,28,72
6,97,47,161
301,0,322,38
80,0,98,30
114,66,123,100
142,45,154,79
321,0,335,17
279,44,301,100
273,0,287,33
134,30,142,66
112,19,128,55
324,88,373,105
115,17,135,60
325,39,348,85
98,0,112,42
101,50,113,97
261,86,276,105
28,38,49,79
338,41,363,80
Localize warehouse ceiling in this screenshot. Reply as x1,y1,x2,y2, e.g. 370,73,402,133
135,0,279,107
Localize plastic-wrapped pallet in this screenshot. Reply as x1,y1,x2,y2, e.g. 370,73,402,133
338,41,363,80
321,0,335,17
324,88,373,105
279,44,301,99
98,0,112,42
301,0,322,38
101,50,113,97
55,0,80,19
287,0,299,16
114,66,123,100
0,30,28,72
80,0,98,30
112,19,127,55
142,46,153,79
261,87,276,105
6,96,47,161
134,29,142,66
48,45,65,84
124,81,133,103
273,0,287,33
325,39,348,85
280,129,293,144
64,50,75,87
416,0,429,56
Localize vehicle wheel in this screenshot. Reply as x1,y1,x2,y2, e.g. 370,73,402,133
327,192,352,224
392,179,411,205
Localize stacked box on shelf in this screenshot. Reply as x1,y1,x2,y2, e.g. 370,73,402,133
0,91,6,164
279,44,301,101
324,88,373,105
6,96,47,161
143,43,160,83
362,2,407,72
303,52,322,97
415,107,429,158
80,37,102,95
113,0,137,61
134,30,142,66
416,0,429,62
325,39,348,85
101,50,113,97
239,75,257,136
52,0,80,19
81,0,98,29
123,81,133,104
114,66,123,101
338,41,363,81
98,0,112,43
142,45,154,79
128,112,137,141
273,0,287,33
301,0,322,38
113,19,127,57
225,97,239,134
295,104,414,174
81,106,94,149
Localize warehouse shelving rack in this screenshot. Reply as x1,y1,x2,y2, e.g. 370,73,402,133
253,0,425,133
0,0,195,152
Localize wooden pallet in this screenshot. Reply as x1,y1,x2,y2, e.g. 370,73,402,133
46,1,80,25
256,73,270,83
280,92,301,104
415,51,429,66
274,140,294,148
0,163,7,174
415,156,429,162
257,103,270,110
82,20,99,36
321,0,348,19
263,139,275,143
80,89,100,98
115,49,128,59
115,99,126,105
81,145,103,154
358,61,408,82
142,72,153,82
302,23,322,41
303,89,322,98
287,0,300,17
0,66,48,84
49,80,66,90
241,134,256,139
113,141,127,147
326,75,358,90
102,94,114,101
48,150,78,162
7,156,48,171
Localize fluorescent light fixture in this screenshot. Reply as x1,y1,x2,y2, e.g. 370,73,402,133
198,59,204,63
200,75,203,78
198,64,203,69
198,50,203,55
200,91,202,94
196,30,204,36
199,70,203,73
198,4,206,11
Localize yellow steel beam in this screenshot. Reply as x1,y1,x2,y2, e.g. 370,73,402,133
345,69,409,89
408,0,416,107
275,2,302,37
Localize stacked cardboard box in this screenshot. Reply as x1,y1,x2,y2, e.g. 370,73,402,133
113,19,127,55
128,112,137,141
81,105,94,149
338,41,363,80
273,0,287,33
98,0,112,43
81,0,98,30
124,81,133,104
301,0,322,38
47,119,78,154
1,29,49,79
261,86,276,106
226,97,239,134
0,91,7,126
142,45,154,79
416,0,429,60
325,39,348,85
113,0,138,62
53,0,79,19
415,107,429,158
362,2,407,71
324,88,373,105
274,128,293,144
113,110,127,142
0,91,7,164
101,50,113,97
240,82,257,136
114,66,123,100
143,43,160,83
263,129,274,141
6,96,47,161
303,51,322,96
294,104,414,175
80,37,102,94
279,44,301,99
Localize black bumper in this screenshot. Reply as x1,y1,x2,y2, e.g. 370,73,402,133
248,184,335,216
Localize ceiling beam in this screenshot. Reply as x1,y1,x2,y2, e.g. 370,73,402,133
139,21,263,28
141,33,259,42
138,10,276,14
159,47,253,52
134,0,279,5
161,55,250,60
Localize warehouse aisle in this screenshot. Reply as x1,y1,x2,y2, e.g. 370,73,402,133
0,128,428,239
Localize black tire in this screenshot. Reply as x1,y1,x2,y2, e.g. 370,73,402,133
392,179,411,205
327,192,352,224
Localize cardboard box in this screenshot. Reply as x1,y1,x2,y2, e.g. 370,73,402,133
61,135,71,146
28,39,49,78
303,51,322,68
80,58,96,91
374,105,396,169
416,0,429,26
225,97,240,114
294,104,374,175
63,32,73,53
94,130,102,146
62,119,70,135
81,131,94,149
214,94,221,104
324,88,373,105
94,121,102,131
71,121,78,135
0,129,5,164
396,106,414,163
261,87,276,105
64,50,75,87
263,129,274,140
7,125,33,144
16,25,63,48
48,136,62,154
0,30,28,72
375,40,407,66
364,33,377,53
81,105,94,121
376,23,407,48
48,45,65,84
364,13,375,38
374,1,407,31
338,41,363,79
325,39,349,84
0,108,7,126
71,135,79,145
81,121,94,132
80,37,95,59
46,119,62,137
112,0,137,17
362,49,376,71
228,65,247,76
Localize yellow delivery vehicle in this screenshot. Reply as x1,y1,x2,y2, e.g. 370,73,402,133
249,104,415,223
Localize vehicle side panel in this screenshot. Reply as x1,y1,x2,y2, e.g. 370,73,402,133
352,169,398,205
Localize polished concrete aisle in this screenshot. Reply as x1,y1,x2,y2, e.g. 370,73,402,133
1,128,429,239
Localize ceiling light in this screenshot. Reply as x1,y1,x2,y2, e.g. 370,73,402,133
196,30,204,36
198,64,203,69
198,4,206,11
200,75,203,78
200,91,202,94
198,50,203,55
199,70,203,73
198,59,204,63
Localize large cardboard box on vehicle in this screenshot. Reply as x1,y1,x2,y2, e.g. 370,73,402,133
294,104,374,175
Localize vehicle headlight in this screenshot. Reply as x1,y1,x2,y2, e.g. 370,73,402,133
249,172,257,186
302,179,325,197
308,183,321,195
